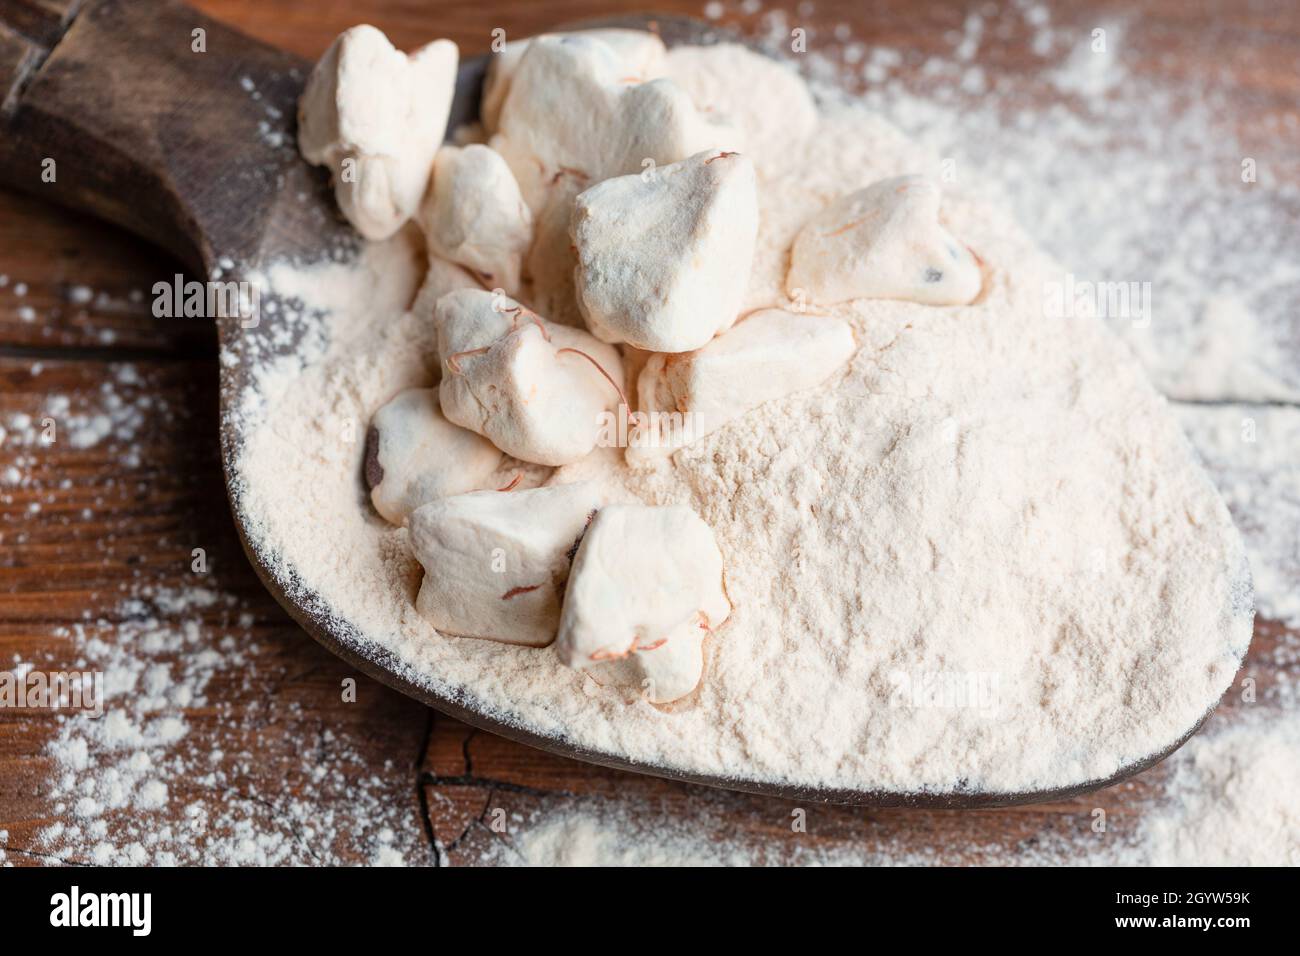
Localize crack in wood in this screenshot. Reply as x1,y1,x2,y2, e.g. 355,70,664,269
417,771,577,801
207,783,324,864
460,727,477,777
472,786,527,865
415,709,443,867
2,843,91,866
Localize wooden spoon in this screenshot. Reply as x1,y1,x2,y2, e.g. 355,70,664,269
0,0,1246,807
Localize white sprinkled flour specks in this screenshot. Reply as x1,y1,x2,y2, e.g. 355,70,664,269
1108,708,1300,866
468,707,1300,867
32,584,424,866
1180,406,1300,630
805,1,1300,403
231,36,1253,797
0,356,427,866
3,376,146,452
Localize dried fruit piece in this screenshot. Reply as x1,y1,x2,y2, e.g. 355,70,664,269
786,175,983,307
521,171,589,328
481,29,667,134
298,25,457,240
435,289,625,466
409,482,606,646
418,144,532,295
411,256,483,323
665,43,818,176
364,388,503,525
556,504,730,703
631,308,856,458
587,616,710,705
571,150,758,352
490,34,742,216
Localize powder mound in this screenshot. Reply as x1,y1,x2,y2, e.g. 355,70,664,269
229,44,1252,796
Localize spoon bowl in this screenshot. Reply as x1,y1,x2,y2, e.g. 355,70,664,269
0,0,1250,807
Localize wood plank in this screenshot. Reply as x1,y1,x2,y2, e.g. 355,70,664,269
0,355,432,865
0,21,40,117
0,190,211,354
0,0,86,48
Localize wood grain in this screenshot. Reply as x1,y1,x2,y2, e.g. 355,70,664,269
1,0,1297,865
0,0,86,48
0,0,354,276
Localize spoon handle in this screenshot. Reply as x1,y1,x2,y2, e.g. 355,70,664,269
0,0,324,274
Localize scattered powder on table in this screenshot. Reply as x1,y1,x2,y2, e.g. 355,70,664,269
1,370,423,866
1,365,154,513
748,0,1300,403
1109,707,1300,866
230,42,1251,796
1179,406,1300,631
26,583,422,866
475,706,1300,867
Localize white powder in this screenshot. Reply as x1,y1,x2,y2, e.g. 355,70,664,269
1111,708,1300,866
230,42,1251,796
822,2,1300,405
1180,406,1300,629
1,375,423,866
475,707,1300,867
31,583,423,866
1,371,147,454
488,801,936,867
706,0,1300,667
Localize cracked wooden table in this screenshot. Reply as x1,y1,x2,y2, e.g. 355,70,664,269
1,0,1296,865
